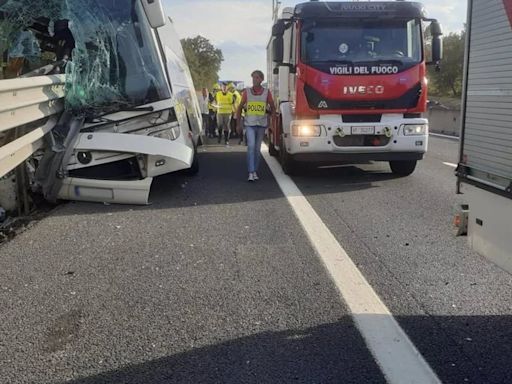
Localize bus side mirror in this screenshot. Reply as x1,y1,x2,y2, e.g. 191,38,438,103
272,21,286,37
272,36,284,63
141,0,166,28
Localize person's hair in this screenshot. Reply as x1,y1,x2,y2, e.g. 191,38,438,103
251,70,264,80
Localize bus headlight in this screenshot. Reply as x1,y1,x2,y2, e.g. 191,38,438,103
292,124,323,137
403,124,427,136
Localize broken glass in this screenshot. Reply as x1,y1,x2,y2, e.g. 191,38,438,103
0,0,170,115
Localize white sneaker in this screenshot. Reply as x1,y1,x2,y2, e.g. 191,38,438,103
248,173,254,182
253,172,259,180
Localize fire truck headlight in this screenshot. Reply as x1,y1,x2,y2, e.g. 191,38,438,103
403,124,427,136
292,124,323,137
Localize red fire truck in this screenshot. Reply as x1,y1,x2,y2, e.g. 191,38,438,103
267,1,443,175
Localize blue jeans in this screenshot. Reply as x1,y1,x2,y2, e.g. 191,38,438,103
246,125,266,173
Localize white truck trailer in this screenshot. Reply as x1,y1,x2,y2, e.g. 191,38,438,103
456,0,512,273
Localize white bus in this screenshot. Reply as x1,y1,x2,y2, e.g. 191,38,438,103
0,0,202,205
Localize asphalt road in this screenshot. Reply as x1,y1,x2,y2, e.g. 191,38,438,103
0,135,511,384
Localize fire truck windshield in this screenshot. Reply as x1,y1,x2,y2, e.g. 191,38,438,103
301,18,422,66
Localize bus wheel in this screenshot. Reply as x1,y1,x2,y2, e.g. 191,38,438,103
185,145,199,176
389,160,417,176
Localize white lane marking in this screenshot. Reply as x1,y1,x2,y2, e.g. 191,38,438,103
261,144,441,384
429,133,459,141
443,162,457,168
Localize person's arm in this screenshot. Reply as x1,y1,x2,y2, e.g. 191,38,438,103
236,90,247,133
212,93,219,110
236,90,247,122
231,94,237,114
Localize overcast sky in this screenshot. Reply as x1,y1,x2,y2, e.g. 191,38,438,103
164,0,466,86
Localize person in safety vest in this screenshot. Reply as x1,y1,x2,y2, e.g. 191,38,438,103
207,92,216,138
215,83,235,145
209,83,221,138
236,70,276,182
228,83,243,143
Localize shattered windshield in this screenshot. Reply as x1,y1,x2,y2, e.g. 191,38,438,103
301,19,422,64
0,0,170,114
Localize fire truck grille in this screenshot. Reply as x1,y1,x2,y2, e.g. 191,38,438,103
305,83,422,110
333,135,391,147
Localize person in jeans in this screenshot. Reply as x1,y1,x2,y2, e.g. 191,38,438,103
215,83,235,145
236,70,276,182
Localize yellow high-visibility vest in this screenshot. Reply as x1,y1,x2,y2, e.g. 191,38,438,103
216,92,234,114
245,88,269,127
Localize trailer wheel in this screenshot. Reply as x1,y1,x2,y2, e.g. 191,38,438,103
389,160,417,176
280,134,297,175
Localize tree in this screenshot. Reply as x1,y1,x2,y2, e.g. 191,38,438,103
428,29,466,97
181,35,223,89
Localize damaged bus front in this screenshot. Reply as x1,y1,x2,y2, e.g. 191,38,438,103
0,0,202,205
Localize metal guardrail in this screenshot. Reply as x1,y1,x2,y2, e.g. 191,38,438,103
0,75,65,178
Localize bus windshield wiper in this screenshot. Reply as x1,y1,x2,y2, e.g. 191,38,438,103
111,105,155,113
84,104,155,124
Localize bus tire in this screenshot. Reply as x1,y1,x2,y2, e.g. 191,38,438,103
389,160,417,176
185,146,199,176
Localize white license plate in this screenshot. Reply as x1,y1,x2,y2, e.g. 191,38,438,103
351,126,375,135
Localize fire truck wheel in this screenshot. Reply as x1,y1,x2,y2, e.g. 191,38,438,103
280,135,297,175
389,160,417,176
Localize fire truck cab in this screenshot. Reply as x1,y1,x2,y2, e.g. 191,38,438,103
267,1,443,175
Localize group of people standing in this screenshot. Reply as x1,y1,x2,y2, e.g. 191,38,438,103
197,70,276,182
198,82,243,146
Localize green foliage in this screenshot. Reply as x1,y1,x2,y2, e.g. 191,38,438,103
181,35,223,89
428,29,466,98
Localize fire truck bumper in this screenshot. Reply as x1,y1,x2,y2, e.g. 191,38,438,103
285,117,428,163
291,151,424,163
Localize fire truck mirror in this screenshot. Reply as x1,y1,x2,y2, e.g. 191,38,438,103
430,20,443,37
432,35,443,63
272,36,284,64
425,20,443,66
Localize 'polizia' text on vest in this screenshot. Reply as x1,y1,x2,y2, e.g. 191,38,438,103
245,87,269,127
